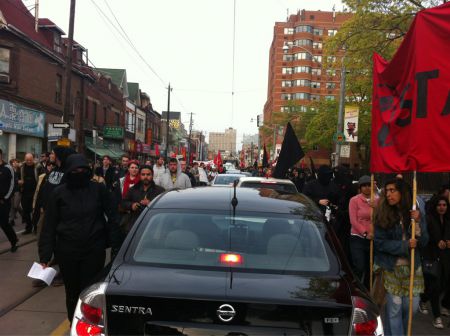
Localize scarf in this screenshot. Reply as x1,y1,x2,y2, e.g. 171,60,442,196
122,173,140,198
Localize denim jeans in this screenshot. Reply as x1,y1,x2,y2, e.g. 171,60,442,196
385,293,419,336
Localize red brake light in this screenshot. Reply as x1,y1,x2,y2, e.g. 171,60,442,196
220,253,243,265
81,302,102,325
354,318,377,335
75,320,103,336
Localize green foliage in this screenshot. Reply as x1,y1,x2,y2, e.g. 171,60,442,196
304,100,338,151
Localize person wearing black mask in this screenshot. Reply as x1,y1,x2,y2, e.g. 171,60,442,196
39,154,121,322
303,165,339,214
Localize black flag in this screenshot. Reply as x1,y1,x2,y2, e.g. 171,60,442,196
262,144,269,168
273,122,305,179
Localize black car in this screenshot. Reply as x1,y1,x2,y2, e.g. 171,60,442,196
71,187,383,336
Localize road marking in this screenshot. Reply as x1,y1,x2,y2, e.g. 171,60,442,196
50,319,70,336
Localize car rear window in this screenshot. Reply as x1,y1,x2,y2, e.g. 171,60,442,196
240,181,297,193
132,212,330,273
214,175,244,185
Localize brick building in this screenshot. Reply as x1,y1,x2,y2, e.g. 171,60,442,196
0,0,125,160
262,9,352,158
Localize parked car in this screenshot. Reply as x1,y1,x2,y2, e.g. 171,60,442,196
237,177,298,193
211,173,246,187
71,187,383,336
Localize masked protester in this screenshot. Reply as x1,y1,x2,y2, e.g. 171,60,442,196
303,165,339,214
39,154,121,322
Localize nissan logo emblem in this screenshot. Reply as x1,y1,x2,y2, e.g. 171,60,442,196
217,304,236,322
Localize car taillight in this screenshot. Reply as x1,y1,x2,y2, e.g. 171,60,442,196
220,253,243,265
71,282,107,336
351,296,384,336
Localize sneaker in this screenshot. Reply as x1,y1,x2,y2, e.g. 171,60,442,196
432,317,444,329
419,301,429,315
441,307,450,316
10,244,18,253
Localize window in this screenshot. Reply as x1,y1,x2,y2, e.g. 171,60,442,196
294,39,312,47
283,54,294,61
93,102,98,126
326,69,337,76
328,29,338,36
326,82,336,89
311,81,321,89
312,68,322,76
294,66,311,74
281,80,293,87
295,52,312,61
284,27,294,35
313,42,322,49
55,74,62,104
138,118,145,133
132,212,331,273
312,55,322,63
325,95,336,101
293,92,310,100
327,56,337,63
0,48,10,82
280,106,290,112
282,67,293,74
281,93,292,100
313,28,323,36
294,79,310,87
295,25,313,33
53,32,62,53
311,95,320,101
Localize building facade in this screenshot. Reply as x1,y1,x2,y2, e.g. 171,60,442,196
262,9,352,149
208,127,236,157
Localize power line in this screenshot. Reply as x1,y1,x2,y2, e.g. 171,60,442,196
231,0,237,127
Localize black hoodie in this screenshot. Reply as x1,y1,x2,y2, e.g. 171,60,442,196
39,154,121,263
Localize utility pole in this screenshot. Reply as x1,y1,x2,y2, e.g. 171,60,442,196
187,112,194,164
272,124,277,161
62,0,76,139
165,83,172,162
335,57,346,167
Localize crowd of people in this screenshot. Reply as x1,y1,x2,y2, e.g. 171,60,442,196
1,148,450,333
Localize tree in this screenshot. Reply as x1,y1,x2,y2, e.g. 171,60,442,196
304,99,338,151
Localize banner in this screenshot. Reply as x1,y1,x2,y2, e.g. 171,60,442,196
371,2,450,173
344,106,359,143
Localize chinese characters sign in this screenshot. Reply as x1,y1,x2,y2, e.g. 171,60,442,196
0,99,45,137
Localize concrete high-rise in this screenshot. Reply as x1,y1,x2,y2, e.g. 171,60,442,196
208,127,237,157
262,9,352,151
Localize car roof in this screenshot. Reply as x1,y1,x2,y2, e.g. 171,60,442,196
151,187,320,216
215,173,245,177
237,177,295,185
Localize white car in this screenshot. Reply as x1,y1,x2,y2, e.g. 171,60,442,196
236,177,298,193
211,173,246,187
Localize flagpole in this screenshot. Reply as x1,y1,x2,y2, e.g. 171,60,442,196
369,174,374,292
407,170,417,336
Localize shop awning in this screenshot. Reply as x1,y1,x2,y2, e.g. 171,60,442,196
86,145,121,159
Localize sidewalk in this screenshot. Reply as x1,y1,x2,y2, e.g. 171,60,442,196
0,242,68,335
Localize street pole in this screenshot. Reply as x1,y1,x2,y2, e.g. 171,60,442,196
250,142,253,165
272,125,277,161
335,57,346,167
62,0,76,139
165,83,172,162
187,112,193,164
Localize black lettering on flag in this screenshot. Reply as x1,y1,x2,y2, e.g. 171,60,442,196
441,91,450,116
415,69,439,118
396,84,412,127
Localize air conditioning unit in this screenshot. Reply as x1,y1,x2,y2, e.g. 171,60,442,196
0,74,10,83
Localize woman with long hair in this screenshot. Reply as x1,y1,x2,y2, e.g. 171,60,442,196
419,196,450,329
373,178,429,335
119,160,140,199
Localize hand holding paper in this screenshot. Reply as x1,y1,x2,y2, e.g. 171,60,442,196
27,262,57,286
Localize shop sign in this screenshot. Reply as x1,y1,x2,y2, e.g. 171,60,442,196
47,124,76,142
0,99,45,137
142,144,151,154
149,149,156,156
103,126,124,139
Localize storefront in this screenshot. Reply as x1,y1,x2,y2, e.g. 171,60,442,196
0,99,45,160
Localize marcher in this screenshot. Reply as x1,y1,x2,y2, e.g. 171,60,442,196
118,160,140,199
121,165,164,233
39,154,121,322
20,153,39,234
153,156,167,181
197,162,209,186
349,175,377,289
37,152,50,175
118,155,130,178
303,165,339,215
180,161,196,187
290,168,306,193
418,196,450,329
8,159,22,227
191,162,200,184
94,155,120,193
0,149,18,252
373,178,428,336
155,158,191,190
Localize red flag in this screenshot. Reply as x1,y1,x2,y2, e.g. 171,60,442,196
371,2,450,173
214,151,222,167
155,144,160,157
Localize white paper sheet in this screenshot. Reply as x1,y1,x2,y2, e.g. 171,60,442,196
27,262,57,286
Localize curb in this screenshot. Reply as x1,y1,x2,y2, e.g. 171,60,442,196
0,236,37,255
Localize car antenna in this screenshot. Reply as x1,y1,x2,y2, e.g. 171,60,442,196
231,180,238,215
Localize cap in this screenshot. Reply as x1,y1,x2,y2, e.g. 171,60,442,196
358,175,371,185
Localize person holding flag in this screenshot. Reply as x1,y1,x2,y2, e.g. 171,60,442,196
373,178,428,335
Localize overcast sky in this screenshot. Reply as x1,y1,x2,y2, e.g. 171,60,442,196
34,0,343,145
